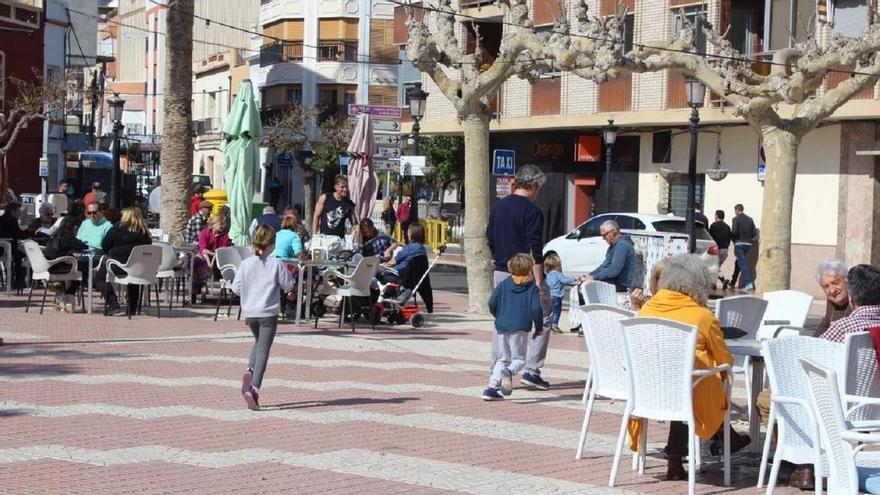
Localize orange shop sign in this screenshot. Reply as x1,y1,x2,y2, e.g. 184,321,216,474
575,135,601,162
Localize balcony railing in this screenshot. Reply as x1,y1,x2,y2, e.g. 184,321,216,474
317,41,358,62
260,41,304,67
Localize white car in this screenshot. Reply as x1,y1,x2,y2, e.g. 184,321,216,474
542,212,719,281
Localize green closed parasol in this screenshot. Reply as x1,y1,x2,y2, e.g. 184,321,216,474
222,80,262,246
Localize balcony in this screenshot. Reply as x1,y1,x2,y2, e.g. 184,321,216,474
318,41,358,62
317,105,348,125
260,41,304,67
194,118,222,136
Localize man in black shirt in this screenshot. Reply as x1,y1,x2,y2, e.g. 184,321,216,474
708,209,732,289
312,175,358,240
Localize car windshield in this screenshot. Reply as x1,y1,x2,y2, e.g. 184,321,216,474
652,220,713,240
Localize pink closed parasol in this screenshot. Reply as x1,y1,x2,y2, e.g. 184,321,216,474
347,113,378,221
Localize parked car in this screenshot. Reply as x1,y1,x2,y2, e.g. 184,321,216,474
542,213,718,281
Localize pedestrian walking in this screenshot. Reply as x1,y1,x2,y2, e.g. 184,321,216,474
730,204,757,291
708,209,731,289
486,164,552,390
543,253,578,333
483,253,544,401
232,225,296,411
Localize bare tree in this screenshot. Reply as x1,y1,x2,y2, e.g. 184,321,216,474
0,72,66,194
262,104,353,224
406,0,625,312
160,0,195,238
623,14,880,293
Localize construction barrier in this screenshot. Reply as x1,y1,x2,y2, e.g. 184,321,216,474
393,218,448,252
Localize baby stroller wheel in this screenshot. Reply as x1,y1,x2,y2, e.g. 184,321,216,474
410,313,425,328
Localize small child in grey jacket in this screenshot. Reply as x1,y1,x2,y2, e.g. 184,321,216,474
232,225,295,411
483,253,544,401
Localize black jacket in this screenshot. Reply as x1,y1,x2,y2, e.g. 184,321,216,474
731,213,757,244
45,230,87,260
101,225,152,263
708,221,731,249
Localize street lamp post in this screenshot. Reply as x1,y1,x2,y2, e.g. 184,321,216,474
406,82,428,199
684,75,706,254
107,92,126,209
602,119,618,213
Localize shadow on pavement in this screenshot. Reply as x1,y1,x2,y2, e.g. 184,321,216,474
266,396,420,410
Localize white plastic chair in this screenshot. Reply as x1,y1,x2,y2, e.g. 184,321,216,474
800,359,880,495
21,240,82,315
610,317,733,493
581,280,618,305
715,295,768,417
213,246,243,321
842,332,880,430
149,228,168,242
0,238,12,296
759,290,813,340
106,244,163,319
154,242,185,310
758,336,845,495
576,304,634,460
234,245,252,261
315,256,379,332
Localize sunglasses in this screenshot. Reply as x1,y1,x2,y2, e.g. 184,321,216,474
86,211,99,216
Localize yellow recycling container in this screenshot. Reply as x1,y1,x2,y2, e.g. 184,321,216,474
202,189,228,216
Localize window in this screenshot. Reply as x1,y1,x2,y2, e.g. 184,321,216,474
400,81,419,107
621,14,634,55
574,216,607,238
615,215,646,230
536,28,562,78
652,131,672,163
673,6,707,55
665,174,706,218
768,0,814,49
286,87,302,105
833,0,869,38
652,219,713,240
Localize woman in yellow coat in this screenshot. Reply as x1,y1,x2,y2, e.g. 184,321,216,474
628,254,749,480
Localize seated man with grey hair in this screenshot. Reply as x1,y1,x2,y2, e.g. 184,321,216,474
249,205,282,238
583,219,637,292
814,258,853,337
821,264,880,343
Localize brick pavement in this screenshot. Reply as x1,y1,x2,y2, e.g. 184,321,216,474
0,291,801,494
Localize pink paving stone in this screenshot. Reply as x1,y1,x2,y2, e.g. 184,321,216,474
0,291,798,494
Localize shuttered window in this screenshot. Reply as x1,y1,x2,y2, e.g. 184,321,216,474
667,174,705,217
833,0,868,38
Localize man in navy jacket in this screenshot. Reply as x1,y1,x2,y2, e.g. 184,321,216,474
585,219,637,292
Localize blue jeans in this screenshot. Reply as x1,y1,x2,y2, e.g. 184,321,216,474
734,243,752,286
550,296,563,327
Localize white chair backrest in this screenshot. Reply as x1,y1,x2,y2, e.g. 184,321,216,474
620,317,698,421
762,336,844,467
234,245,252,260
154,242,176,272
759,290,813,339
346,256,380,297
800,359,860,494
842,331,880,422
580,304,634,399
214,247,242,283
581,280,617,305
149,228,167,242
119,245,163,282
21,240,50,275
715,295,768,340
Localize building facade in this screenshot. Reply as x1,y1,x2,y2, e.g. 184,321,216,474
406,0,880,295
252,0,410,209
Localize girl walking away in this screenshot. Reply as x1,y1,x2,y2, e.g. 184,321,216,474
483,253,544,401
232,225,295,411
544,253,578,333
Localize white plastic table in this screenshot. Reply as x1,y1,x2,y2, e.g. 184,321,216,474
727,338,764,453
293,259,351,325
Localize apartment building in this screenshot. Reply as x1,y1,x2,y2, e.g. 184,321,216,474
404,0,880,294
251,0,410,208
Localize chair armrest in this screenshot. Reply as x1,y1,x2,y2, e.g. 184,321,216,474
693,364,731,377
324,267,352,281
106,259,125,271
46,256,78,268
845,396,880,419
841,430,880,444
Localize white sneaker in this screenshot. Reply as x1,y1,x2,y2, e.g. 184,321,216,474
499,369,513,396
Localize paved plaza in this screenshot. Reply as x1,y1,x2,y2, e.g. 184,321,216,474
0,291,801,494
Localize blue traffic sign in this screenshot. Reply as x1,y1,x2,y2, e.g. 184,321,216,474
492,149,515,176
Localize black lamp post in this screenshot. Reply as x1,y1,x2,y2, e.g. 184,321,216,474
602,119,618,213
406,82,428,198
684,75,706,254
107,92,126,209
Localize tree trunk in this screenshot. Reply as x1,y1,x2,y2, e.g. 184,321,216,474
303,168,315,232
159,0,194,239
756,126,801,294
462,113,493,313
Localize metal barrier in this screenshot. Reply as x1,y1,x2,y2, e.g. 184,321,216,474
393,219,448,252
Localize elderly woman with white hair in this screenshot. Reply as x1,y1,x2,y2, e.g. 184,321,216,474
813,258,852,338
627,254,749,481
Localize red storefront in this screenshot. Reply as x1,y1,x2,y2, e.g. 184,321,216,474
0,1,46,198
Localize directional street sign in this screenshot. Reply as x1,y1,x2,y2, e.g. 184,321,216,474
348,104,402,120
375,146,401,159
492,149,516,176
373,120,401,132
373,158,400,171
373,134,401,146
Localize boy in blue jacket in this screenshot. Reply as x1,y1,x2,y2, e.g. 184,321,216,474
483,253,544,401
